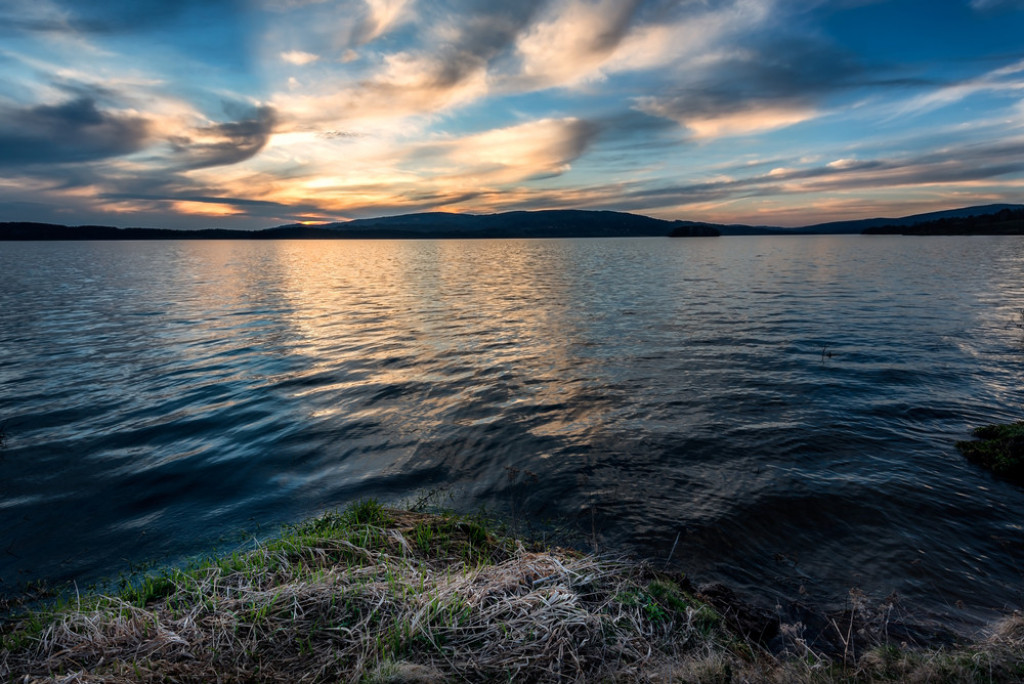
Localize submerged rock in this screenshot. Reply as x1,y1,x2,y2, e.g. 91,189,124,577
956,422,1024,484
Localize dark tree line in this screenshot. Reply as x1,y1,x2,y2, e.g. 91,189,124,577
863,208,1024,235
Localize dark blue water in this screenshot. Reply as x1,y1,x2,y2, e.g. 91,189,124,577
1,237,1022,630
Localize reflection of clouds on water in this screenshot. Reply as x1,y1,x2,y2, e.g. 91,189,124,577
1,237,1023,632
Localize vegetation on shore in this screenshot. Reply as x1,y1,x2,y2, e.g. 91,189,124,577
957,422,1024,484
2,501,1022,682
862,207,1024,235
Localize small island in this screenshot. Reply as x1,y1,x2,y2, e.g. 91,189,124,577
668,224,721,237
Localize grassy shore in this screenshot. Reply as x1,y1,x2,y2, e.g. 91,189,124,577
2,501,1022,682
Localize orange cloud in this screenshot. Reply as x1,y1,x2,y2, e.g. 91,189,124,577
171,200,244,216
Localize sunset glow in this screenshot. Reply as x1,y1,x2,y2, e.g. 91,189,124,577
1,0,1022,229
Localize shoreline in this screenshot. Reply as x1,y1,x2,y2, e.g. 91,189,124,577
2,502,1021,682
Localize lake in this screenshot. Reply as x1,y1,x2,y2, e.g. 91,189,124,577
1,236,1022,632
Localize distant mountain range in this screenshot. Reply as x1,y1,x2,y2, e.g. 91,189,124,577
1,204,1021,240
672,204,1024,236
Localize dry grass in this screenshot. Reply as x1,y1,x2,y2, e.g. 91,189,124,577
2,502,1022,683
1,504,747,682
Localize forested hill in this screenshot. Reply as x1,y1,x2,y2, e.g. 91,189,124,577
0,210,682,240
862,207,1024,235
285,209,691,238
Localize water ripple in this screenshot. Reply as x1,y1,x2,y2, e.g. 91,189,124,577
1,237,1022,629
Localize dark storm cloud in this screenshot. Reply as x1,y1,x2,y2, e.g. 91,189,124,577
169,106,278,170
0,97,151,166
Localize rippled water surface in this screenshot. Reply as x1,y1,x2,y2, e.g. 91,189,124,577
2,237,1022,627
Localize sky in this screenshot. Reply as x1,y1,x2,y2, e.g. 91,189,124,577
0,0,1023,229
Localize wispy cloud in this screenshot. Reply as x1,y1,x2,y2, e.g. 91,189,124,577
434,117,600,182
361,0,415,43
896,58,1024,116
167,105,278,170
0,0,242,35
615,135,1024,214
261,0,415,70
281,50,319,65
970,0,1024,11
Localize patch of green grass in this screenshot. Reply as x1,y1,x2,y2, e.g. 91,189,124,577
0,610,50,651
957,421,1024,482
121,570,183,607
614,578,719,632
409,513,497,564
290,498,390,537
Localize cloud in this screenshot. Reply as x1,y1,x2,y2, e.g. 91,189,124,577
0,96,151,166
261,0,414,66
270,1,782,128
442,117,600,181
281,50,319,65
505,0,777,90
896,58,1024,116
323,3,544,117
272,51,488,126
634,35,883,138
637,99,817,138
205,116,601,219
360,0,415,43
2,0,1022,230
167,105,278,170
0,0,254,77
970,0,1024,10
429,3,547,79
614,136,1024,212
0,0,243,35
512,0,645,87
98,189,328,221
